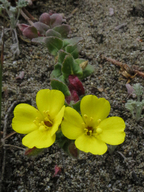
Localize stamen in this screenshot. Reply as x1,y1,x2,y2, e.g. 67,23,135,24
96,127,102,134
90,117,93,121
89,130,92,136
97,119,101,123
84,114,88,119
39,125,46,132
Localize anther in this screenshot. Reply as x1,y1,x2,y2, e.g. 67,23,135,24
90,117,93,121
97,119,101,123
39,125,46,132
97,127,102,134
84,114,88,118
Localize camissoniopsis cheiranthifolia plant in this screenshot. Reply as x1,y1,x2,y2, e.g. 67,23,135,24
125,83,144,122
11,11,126,158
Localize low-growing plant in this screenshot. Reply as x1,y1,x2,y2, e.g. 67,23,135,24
125,83,144,121
2,11,126,158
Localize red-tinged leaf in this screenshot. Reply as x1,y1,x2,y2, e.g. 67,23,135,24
25,147,37,156
33,22,49,35
23,26,38,39
25,147,44,156
17,23,30,32
50,13,63,28
39,13,50,25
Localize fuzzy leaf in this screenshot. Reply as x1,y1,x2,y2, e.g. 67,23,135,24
32,37,45,44
50,13,63,28
33,22,49,35
62,54,83,78
58,50,68,63
65,44,80,59
51,63,62,79
44,37,63,56
46,29,61,38
39,13,50,25
18,24,30,32
62,55,74,76
82,64,94,78
53,24,70,38
75,58,86,65
51,79,70,96
63,37,83,47
23,26,38,39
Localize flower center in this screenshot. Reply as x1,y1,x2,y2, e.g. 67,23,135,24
44,120,53,127
85,126,94,136
33,110,53,132
83,116,103,136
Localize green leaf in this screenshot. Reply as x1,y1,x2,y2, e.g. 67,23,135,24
53,24,70,38
44,37,63,56
63,37,83,47
58,50,69,63
62,54,83,78
46,29,61,38
32,37,45,43
62,54,74,76
82,64,94,78
75,58,86,65
51,79,70,96
51,63,62,79
65,44,80,59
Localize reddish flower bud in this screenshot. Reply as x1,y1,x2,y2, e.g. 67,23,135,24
68,75,85,96
70,89,79,102
65,95,72,104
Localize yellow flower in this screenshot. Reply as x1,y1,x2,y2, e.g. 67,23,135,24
61,95,126,155
12,89,65,148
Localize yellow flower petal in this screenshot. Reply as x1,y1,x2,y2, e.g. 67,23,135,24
36,89,65,119
75,134,107,155
61,107,84,140
97,117,126,145
22,129,56,148
50,106,65,136
81,95,111,127
12,104,43,134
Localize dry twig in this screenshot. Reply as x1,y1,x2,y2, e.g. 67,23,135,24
103,56,144,78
